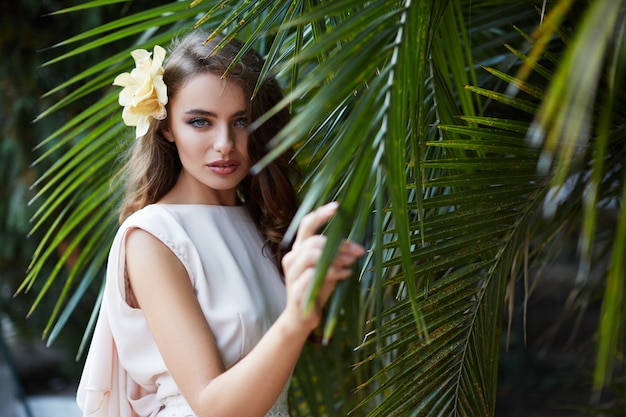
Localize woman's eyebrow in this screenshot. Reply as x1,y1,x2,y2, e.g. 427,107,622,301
184,109,217,117
184,109,248,118
231,110,248,118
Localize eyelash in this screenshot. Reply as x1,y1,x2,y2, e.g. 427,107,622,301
234,117,248,127
186,117,248,128
188,118,210,128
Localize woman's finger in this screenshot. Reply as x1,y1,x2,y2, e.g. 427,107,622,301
335,240,366,261
293,202,339,247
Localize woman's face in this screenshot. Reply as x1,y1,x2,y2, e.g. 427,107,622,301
163,72,251,205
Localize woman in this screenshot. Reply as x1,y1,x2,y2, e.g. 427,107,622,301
76,31,365,417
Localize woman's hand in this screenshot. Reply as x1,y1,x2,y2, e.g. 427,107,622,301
281,202,365,335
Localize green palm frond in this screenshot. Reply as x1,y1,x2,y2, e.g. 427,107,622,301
520,0,626,393
355,117,545,415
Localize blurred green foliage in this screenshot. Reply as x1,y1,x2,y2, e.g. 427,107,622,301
0,0,160,386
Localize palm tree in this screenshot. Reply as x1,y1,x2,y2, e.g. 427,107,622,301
21,0,625,415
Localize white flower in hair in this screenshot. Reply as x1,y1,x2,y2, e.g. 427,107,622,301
113,45,168,138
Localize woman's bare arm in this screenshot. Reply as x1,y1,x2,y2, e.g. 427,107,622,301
125,202,365,417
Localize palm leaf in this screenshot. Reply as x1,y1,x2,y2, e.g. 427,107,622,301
521,0,626,392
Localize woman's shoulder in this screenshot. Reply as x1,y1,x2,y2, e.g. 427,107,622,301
121,203,220,226
117,204,186,243
134,204,252,226
126,203,249,217
123,203,172,221
120,203,255,242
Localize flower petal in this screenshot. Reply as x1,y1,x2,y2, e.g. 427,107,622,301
113,72,133,87
136,116,151,138
151,45,166,77
121,106,141,127
154,76,168,105
130,49,151,67
114,45,168,139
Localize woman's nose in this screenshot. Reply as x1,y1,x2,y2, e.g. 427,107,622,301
213,126,234,155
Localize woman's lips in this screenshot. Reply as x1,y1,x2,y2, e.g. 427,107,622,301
207,160,240,175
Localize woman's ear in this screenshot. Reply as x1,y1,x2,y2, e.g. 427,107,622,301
162,124,175,143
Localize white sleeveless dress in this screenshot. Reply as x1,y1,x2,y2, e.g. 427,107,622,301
76,204,290,417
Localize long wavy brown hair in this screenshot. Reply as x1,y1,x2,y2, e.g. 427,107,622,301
116,31,299,269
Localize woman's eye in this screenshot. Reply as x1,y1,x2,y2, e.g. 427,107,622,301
234,117,248,127
188,118,210,128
